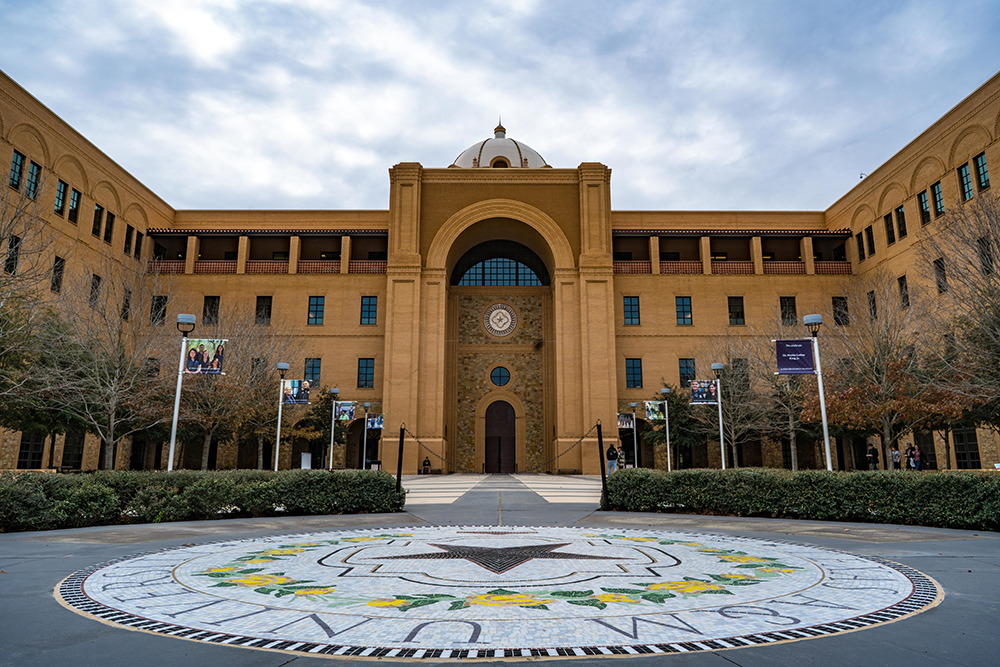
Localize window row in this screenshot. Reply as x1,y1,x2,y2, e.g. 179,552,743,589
249,295,379,326
622,295,802,327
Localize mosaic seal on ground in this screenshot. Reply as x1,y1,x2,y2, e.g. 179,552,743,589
57,526,942,659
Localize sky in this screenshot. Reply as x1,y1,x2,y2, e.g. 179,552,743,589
1,0,999,212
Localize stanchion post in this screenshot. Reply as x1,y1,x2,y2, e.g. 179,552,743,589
396,424,405,494
597,421,609,511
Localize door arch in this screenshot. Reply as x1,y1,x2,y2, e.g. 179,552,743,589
485,400,516,473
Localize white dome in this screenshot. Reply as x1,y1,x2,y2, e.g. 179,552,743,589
450,124,549,168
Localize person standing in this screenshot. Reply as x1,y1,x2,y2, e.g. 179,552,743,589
867,443,879,470
617,444,627,469
891,444,901,470
913,444,922,471
606,443,618,475
905,443,915,470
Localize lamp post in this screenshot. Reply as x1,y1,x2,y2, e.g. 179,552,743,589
327,388,339,470
712,363,726,470
167,314,195,472
629,402,639,468
661,388,671,472
804,314,833,471
362,402,372,469
274,362,288,472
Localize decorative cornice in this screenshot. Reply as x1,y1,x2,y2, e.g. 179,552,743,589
146,228,388,236
613,228,852,237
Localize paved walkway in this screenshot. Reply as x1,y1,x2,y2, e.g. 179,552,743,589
1,474,997,666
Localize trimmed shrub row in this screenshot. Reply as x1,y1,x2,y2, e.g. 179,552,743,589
0,469,406,533
606,468,1000,532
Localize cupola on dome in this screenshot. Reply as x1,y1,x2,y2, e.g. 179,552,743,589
450,123,550,168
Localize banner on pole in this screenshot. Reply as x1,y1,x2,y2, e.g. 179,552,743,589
644,401,666,420
776,339,815,374
366,413,384,430
617,413,634,429
282,379,311,404
184,338,227,374
334,401,355,421
689,380,718,405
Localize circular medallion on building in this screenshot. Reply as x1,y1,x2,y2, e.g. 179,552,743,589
58,526,940,660
483,303,518,337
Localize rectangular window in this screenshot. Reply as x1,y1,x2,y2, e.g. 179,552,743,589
357,358,375,388
121,289,132,321
953,427,981,469
623,296,640,326
61,431,85,470
918,191,931,224
26,162,41,199
308,296,324,325
4,235,20,275
898,275,909,308
958,163,974,201
8,150,25,190
865,225,875,256
304,358,321,384
123,225,134,255
360,295,377,325
978,237,994,276
728,296,745,325
780,296,797,326
255,296,272,325
133,231,143,259
54,180,68,215
855,232,865,261
883,213,895,245
51,256,65,293
89,274,102,308
931,181,944,216
974,152,990,190
675,296,692,325
16,431,45,469
92,204,103,237
934,257,948,293
678,358,695,388
150,295,167,325
203,296,220,326
833,296,849,325
625,358,643,388
867,290,877,320
68,189,81,223
895,205,907,239
103,211,115,243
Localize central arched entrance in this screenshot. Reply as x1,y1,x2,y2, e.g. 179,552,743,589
485,400,516,473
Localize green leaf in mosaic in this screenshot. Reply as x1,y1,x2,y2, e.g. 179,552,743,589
210,582,238,588
608,587,648,594
447,600,467,611
548,590,593,598
640,592,675,603
521,604,549,610
486,588,521,596
567,600,607,610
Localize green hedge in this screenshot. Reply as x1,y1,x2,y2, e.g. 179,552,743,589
0,469,406,533
606,468,1000,531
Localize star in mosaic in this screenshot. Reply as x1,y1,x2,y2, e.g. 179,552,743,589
373,542,624,574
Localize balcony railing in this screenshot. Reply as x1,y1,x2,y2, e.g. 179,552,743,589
193,260,237,274
246,260,289,274
763,261,806,275
612,260,652,274
146,260,184,274
297,260,341,274
711,261,753,275
659,261,703,274
815,261,853,275
348,260,387,274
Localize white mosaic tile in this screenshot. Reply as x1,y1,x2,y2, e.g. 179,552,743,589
58,526,940,659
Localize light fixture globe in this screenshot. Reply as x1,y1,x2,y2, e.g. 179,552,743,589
176,313,196,335
711,363,724,378
804,314,823,335
660,388,670,395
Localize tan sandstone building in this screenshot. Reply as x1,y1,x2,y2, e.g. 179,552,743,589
1,68,998,474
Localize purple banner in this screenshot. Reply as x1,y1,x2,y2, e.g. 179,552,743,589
776,339,815,374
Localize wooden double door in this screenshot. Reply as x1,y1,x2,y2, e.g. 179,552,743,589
485,400,516,473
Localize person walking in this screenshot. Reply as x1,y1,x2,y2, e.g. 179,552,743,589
867,443,879,470
891,444,901,470
913,444,922,471
904,443,915,470
606,443,618,475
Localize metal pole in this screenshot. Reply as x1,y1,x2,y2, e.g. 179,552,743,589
632,408,638,468
328,400,336,470
274,379,284,472
664,399,672,472
716,378,726,470
362,411,369,469
395,424,405,494
166,334,188,472
597,421,609,511
812,334,834,471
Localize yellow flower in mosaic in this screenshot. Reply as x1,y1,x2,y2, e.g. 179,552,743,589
623,537,657,542
227,574,294,587
646,581,726,594
591,593,639,604
466,593,553,607
293,587,337,596
717,555,768,564
259,549,305,555
759,567,797,574
368,599,409,607
718,573,756,580
204,567,238,573
242,558,277,563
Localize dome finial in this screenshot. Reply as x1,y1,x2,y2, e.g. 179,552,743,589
494,117,506,139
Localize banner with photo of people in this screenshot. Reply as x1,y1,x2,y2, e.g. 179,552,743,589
335,401,356,421
184,339,227,374
366,413,384,430
617,412,634,429
644,401,666,421
689,379,719,405
282,380,312,404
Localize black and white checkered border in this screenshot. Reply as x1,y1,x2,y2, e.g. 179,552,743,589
56,526,942,659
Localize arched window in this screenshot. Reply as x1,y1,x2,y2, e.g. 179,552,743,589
451,240,549,286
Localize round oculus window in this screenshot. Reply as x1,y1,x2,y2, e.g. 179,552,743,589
490,367,511,386
483,303,518,337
